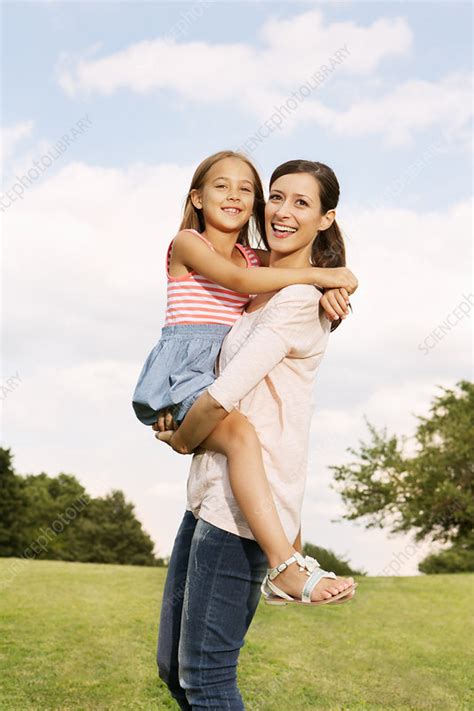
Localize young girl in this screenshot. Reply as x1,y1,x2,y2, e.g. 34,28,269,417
133,150,357,604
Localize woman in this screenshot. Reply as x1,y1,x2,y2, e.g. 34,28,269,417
155,159,357,710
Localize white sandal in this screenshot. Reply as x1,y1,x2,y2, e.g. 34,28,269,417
261,552,357,606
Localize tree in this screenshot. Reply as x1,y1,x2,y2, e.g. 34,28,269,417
0,448,27,556
21,472,89,560
72,490,157,566
329,380,474,572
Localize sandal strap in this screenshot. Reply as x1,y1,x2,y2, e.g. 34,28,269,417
303,555,320,571
267,551,307,581
261,576,295,602
261,559,339,604
301,567,337,603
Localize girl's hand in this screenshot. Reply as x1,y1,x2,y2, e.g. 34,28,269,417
315,267,358,295
320,288,351,321
152,409,178,432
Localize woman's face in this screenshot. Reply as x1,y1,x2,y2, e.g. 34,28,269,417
265,172,334,258
191,157,255,233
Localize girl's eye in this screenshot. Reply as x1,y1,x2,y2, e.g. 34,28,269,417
241,187,253,193
216,184,227,189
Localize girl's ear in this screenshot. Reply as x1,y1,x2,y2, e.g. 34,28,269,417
190,188,202,210
319,209,336,232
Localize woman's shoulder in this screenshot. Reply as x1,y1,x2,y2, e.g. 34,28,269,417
257,285,323,329
274,283,322,305
259,284,329,351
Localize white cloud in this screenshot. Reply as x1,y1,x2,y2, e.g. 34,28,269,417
2,157,471,571
54,9,472,148
0,121,35,173
57,10,411,98
283,72,473,148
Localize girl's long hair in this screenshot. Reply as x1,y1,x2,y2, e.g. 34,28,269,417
179,151,266,247
269,160,349,331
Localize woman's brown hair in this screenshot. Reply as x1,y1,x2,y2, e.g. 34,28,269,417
269,159,350,331
179,151,266,247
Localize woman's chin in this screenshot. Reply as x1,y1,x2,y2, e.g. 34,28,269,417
267,234,296,253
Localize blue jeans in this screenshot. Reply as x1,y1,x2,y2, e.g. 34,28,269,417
157,511,268,710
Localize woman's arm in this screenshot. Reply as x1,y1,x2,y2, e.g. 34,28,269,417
160,286,328,453
172,231,358,295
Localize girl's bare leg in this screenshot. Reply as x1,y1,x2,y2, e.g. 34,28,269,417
199,410,354,601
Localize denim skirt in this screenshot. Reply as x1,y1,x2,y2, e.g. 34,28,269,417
132,323,231,426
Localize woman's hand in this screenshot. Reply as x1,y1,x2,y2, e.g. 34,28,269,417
316,267,358,295
320,287,351,321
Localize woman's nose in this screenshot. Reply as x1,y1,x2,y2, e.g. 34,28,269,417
274,201,291,218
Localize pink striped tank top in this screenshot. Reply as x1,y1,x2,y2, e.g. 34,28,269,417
164,229,261,326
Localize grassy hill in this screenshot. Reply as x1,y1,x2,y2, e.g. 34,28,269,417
0,559,472,710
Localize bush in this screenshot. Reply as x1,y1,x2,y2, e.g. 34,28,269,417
302,542,365,576
419,543,474,574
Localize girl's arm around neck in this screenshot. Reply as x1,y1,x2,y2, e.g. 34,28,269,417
172,230,338,294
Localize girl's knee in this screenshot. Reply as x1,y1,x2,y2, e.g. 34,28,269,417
225,414,258,450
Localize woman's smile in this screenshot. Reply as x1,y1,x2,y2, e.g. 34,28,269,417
270,222,298,239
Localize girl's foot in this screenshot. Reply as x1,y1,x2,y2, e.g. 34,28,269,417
268,555,354,602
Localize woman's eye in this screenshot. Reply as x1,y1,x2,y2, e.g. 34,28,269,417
269,194,281,200
296,199,308,206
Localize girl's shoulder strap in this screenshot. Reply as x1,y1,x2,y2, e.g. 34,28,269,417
179,228,215,252
165,228,216,280
235,243,262,267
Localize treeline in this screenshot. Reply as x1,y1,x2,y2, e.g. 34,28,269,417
0,449,163,566
0,447,363,574
4,379,470,576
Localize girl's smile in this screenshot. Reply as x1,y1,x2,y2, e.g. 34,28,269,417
221,206,243,216
191,157,255,233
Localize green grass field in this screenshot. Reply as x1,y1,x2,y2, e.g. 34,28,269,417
0,559,472,710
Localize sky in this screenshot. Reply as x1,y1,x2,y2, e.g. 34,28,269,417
1,0,472,576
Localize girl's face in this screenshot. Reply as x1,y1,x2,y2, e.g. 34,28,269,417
191,157,255,233
265,172,335,258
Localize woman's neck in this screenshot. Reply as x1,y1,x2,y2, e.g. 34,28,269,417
269,247,312,270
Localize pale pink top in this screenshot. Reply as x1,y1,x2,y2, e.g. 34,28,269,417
186,284,331,544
